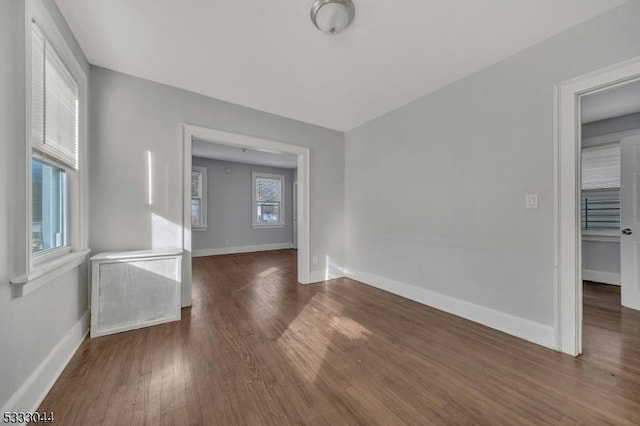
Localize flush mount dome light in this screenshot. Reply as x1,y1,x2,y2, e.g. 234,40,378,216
310,0,355,35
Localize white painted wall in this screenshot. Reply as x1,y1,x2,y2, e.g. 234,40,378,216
89,67,344,276
191,157,294,253
345,2,640,342
0,0,90,412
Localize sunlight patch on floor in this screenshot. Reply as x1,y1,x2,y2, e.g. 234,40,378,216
329,316,371,340
277,295,334,383
258,266,279,278
277,295,370,383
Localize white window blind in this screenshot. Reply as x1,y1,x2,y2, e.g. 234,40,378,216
581,144,620,190
31,23,79,170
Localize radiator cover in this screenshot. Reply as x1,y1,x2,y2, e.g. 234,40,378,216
90,249,182,338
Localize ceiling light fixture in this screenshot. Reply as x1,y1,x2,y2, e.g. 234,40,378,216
310,0,355,35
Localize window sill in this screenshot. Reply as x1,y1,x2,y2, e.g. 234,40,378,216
10,249,91,297
192,227,207,232
252,224,286,229
582,230,620,243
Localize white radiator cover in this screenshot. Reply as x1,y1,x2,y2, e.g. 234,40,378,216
90,249,182,338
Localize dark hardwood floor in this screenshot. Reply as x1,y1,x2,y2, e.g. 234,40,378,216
582,281,640,387
39,251,640,425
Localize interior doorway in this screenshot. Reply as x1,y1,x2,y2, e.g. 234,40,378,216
556,57,640,356
579,80,640,357
180,125,310,308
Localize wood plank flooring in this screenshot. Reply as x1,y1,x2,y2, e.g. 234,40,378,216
38,251,640,424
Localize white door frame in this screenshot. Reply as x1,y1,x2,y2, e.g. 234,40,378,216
555,57,640,356
181,124,311,307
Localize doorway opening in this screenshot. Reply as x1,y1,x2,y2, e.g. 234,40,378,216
181,125,310,307
579,80,640,358
556,57,640,356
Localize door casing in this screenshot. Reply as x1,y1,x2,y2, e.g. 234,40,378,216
181,124,311,308
555,56,640,356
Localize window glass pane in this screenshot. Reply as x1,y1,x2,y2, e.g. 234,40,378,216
191,198,201,226
256,178,281,203
256,203,280,224
32,158,66,254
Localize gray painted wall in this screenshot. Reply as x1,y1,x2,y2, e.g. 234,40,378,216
583,241,620,275
345,2,640,327
191,157,294,251
0,0,90,410
583,112,640,140
89,66,345,274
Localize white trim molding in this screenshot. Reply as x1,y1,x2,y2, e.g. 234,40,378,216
0,311,89,415
555,56,640,356
582,270,620,286
193,242,293,257
183,124,311,305
309,265,346,283
10,249,90,297
348,270,555,349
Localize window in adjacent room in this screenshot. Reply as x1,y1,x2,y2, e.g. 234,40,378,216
191,166,207,230
581,143,620,230
252,172,285,228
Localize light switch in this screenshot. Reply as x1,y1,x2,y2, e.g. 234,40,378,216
525,193,539,209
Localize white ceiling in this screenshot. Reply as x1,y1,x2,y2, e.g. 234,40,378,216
192,139,298,169
581,79,640,124
55,0,627,131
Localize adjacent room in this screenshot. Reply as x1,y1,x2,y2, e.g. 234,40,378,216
580,80,640,362
2,0,640,424
191,139,298,257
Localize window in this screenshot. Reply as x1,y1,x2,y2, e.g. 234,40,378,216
581,144,620,230
191,166,207,229
30,22,79,261
252,172,285,228
10,2,88,295
32,158,67,254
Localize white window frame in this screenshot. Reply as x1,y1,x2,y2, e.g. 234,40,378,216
191,166,207,230
252,172,285,228
10,0,90,297
31,153,71,265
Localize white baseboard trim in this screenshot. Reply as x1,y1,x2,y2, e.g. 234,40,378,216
582,269,620,286
1,311,89,416
346,270,556,350
308,266,345,284
193,242,293,257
